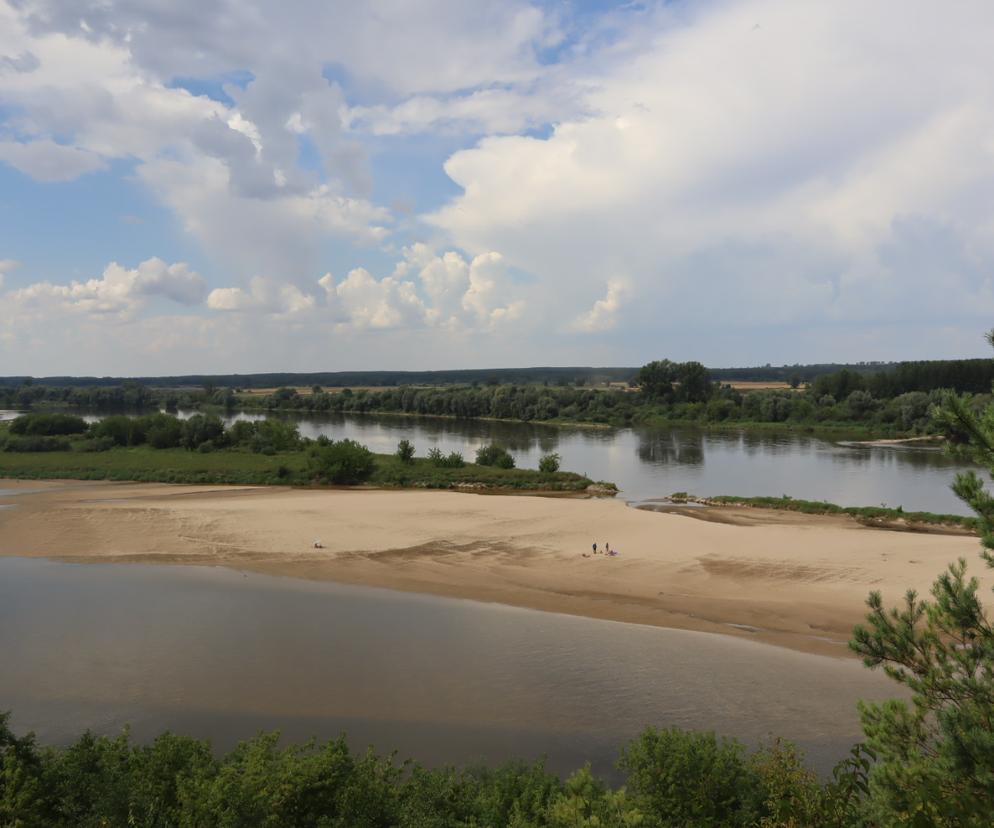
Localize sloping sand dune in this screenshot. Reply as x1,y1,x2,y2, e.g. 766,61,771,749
1,479,986,656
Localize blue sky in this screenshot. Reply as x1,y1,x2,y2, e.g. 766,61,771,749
2,0,994,375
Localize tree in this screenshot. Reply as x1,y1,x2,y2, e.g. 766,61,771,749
475,444,515,468
538,452,560,473
396,439,415,464
636,360,676,399
307,439,376,484
848,330,994,823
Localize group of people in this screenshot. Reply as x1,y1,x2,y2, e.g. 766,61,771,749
583,541,618,558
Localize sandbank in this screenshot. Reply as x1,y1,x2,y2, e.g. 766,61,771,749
1,478,987,657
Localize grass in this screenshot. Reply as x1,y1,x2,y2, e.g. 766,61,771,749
681,493,977,531
0,445,609,492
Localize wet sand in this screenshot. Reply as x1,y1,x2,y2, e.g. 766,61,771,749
0,478,986,656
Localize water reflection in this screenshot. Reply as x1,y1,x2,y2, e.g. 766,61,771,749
636,431,704,466
44,408,982,514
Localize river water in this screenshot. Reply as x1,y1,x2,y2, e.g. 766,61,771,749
206,411,977,514
0,557,898,778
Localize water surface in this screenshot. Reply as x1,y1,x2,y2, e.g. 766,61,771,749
1,557,899,778
205,411,978,514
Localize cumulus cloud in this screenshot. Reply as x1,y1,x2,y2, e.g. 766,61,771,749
204,246,524,334
570,279,628,333
5,0,994,370
0,139,105,181
7,257,206,317
427,0,994,358
207,276,315,316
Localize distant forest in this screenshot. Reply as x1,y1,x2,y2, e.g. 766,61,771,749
4,358,994,436
3,358,992,391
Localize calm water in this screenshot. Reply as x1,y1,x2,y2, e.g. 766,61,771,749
197,411,978,515
0,558,898,777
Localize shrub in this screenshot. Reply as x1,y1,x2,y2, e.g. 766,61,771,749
1,434,72,452
475,444,515,469
75,436,116,452
9,413,88,436
143,413,184,449
182,414,226,450
619,727,765,827
427,448,465,468
396,439,416,464
307,439,376,484
538,452,560,473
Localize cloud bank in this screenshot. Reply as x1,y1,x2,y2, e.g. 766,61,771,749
2,0,994,373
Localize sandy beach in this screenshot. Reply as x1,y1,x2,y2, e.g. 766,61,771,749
1,478,987,657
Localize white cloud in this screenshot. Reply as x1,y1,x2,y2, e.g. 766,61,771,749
7,257,206,317
0,138,105,181
427,0,994,354
570,278,628,333
0,258,17,289
207,276,315,316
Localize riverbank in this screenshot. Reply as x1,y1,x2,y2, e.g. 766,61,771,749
1,479,985,657
646,494,977,533
0,444,605,493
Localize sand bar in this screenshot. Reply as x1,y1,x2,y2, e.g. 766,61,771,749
1,478,988,657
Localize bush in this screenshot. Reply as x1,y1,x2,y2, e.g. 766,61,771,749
427,448,465,468
475,444,515,469
9,412,88,436
1,434,72,452
143,413,184,449
396,439,415,464
619,727,765,827
538,452,560,473
75,436,116,452
182,414,226,450
307,439,376,484
90,415,143,447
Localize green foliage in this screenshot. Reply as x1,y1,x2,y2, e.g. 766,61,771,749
427,448,465,468
844,333,994,824
618,727,765,827
9,413,88,437
475,444,515,468
180,414,226,451
396,439,415,464
0,434,72,452
538,452,561,473
307,438,376,484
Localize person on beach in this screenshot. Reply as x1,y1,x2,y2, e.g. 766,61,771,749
605,542,610,555
592,542,597,554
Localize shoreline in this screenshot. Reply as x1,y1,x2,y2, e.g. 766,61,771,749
1,478,987,659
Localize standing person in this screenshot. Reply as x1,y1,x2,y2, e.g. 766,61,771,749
605,542,611,555
592,542,597,555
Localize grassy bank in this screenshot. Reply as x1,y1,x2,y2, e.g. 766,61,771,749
0,446,606,492
669,493,976,531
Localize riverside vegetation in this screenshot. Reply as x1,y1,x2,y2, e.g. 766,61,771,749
5,357,994,436
0,413,602,492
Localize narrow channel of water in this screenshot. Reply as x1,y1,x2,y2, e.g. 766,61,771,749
1,558,900,778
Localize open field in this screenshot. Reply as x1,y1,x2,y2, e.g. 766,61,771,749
1,479,986,658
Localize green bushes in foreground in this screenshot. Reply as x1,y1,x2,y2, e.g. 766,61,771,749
0,715,873,828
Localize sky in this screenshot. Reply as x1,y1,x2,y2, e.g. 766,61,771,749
1,0,994,376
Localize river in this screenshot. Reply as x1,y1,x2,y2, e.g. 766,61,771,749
208,411,976,514
0,557,898,778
